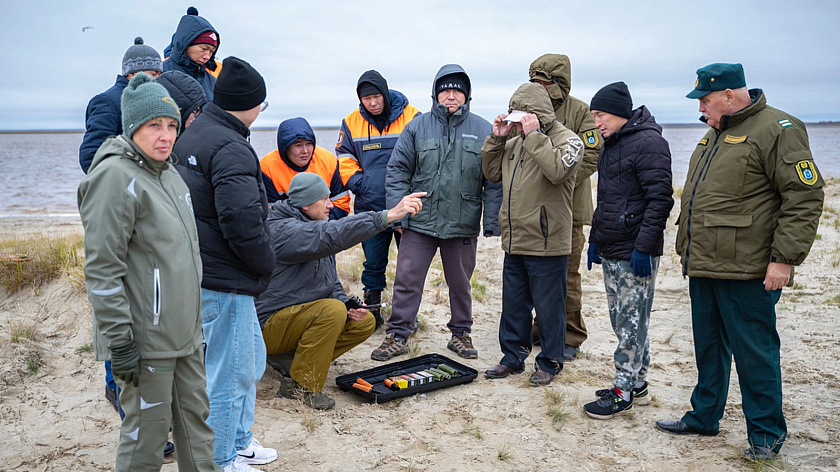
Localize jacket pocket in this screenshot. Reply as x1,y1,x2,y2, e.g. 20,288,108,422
540,206,549,249
460,191,482,230
703,212,752,261
460,140,483,184
153,265,161,325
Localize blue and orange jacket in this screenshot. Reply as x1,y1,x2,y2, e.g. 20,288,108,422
261,117,350,220
336,90,420,212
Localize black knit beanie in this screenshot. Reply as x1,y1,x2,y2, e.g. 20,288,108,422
213,57,266,111
590,81,633,119
435,73,469,97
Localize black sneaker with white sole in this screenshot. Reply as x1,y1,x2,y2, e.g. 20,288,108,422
596,381,649,405
584,387,633,419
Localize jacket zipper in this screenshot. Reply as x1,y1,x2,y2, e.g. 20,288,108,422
153,265,161,325
683,132,721,276
540,206,549,250
507,156,522,253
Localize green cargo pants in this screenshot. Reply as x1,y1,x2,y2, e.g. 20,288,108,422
115,346,220,471
682,277,786,453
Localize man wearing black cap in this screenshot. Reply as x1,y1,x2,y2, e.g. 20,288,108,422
255,173,425,410
656,63,824,462
79,37,163,174
581,81,673,419
372,64,501,362
336,70,421,329
174,56,277,472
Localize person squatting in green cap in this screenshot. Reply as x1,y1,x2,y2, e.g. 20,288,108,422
655,63,825,463
78,73,220,472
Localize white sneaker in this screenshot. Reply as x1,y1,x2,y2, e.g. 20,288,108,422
236,437,278,465
223,461,262,472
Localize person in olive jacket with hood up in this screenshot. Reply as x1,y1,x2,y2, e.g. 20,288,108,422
481,83,583,387
78,73,219,472
582,81,673,420
528,54,602,360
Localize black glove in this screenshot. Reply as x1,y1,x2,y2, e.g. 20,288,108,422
630,249,652,278
587,242,601,270
110,339,141,387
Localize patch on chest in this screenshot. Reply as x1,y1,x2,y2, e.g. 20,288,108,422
698,138,708,146
795,160,819,185
362,143,382,151
724,135,747,144
778,119,793,128
583,130,600,149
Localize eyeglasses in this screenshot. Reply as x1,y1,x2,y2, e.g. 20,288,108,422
260,101,269,112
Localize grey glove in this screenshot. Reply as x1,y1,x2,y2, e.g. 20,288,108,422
110,339,141,387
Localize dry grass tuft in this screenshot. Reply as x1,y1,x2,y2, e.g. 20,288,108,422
0,233,84,293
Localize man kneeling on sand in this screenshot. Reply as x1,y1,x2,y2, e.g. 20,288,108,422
255,173,425,410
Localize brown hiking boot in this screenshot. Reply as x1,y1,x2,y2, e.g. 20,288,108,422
370,333,409,361
276,376,335,410
447,333,478,359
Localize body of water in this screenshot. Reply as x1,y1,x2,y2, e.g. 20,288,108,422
1,124,837,216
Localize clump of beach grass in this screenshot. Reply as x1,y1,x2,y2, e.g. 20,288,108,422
0,233,83,293
470,274,487,302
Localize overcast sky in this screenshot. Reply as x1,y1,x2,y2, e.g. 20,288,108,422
1,0,838,130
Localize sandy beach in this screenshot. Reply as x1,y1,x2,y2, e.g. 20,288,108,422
1,181,838,471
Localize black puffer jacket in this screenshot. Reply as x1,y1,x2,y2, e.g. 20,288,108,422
173,103,275,296
589,106,673,260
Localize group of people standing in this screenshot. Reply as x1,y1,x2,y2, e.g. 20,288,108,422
77,6,824,470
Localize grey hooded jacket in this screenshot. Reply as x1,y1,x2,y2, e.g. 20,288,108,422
255,200,390,325
385,64,501,239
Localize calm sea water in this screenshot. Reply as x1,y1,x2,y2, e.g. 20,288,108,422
1,125,837,216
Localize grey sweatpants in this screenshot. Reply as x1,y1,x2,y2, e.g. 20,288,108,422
602,257,659,392
387,229,477,340
115,347,220,472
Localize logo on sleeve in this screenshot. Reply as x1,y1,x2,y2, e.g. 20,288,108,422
724,135,747,144
795,160,819,185
336,130,344,146
583,130,600,149
778,119,793,128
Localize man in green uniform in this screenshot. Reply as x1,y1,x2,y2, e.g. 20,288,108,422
656,63,824,462
528,54,601,360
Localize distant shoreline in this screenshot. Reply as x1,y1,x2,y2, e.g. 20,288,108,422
4,122,840,134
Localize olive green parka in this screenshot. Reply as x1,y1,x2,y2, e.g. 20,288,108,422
529,54,601,226
675,90,824,279
482,83,583,256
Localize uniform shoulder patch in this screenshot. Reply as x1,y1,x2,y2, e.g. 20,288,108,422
795,160,819,185
698,138,708,146
778,119,793,128
582,130,600,149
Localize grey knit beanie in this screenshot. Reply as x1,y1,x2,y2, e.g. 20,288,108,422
288,173,330,208
121,73,182,139
122,37,162,76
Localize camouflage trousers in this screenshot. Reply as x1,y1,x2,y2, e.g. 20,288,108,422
602,257,659,392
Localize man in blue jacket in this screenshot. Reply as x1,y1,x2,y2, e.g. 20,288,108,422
371,64,501,362
336,70,421,328
163,6,219,101
79,37,162,174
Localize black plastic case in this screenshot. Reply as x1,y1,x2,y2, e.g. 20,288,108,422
335,353,478,403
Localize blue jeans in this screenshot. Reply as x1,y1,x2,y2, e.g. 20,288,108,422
201,288,266,467
361,229,400,291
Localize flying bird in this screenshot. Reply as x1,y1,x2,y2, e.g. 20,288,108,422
82,26,94,32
